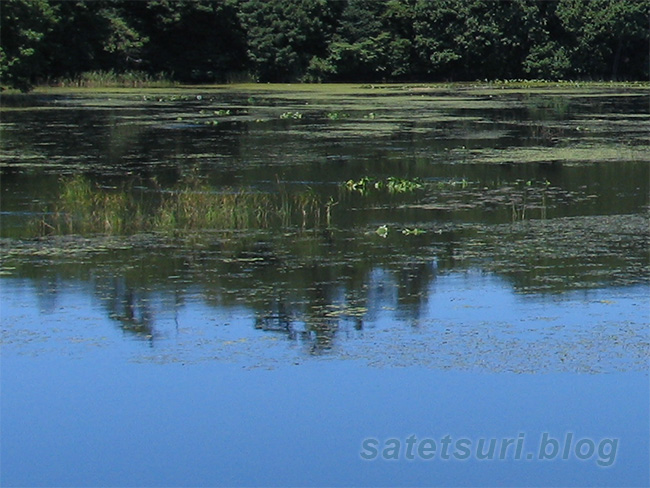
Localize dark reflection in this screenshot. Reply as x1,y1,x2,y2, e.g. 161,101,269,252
1,87,648,354
99,277,155,342
3,215,647,355
252,264,362,354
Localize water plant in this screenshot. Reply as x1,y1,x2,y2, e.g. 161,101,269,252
344,176,375,195
293,187,322,228
508,178,553,222
343,176,423,195
435,178,470,189
35,174,332,236
326,111,349,120
280,111,303,120
402,228,425,236
385,177,424,194
50,175,147,234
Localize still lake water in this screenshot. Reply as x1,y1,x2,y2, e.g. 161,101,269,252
1,84,649,486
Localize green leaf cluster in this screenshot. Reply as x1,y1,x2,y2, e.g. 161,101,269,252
2,0,648,91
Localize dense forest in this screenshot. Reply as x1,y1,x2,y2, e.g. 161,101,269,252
1,0,649,91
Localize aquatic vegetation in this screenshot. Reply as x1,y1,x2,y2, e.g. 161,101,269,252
385,177,424,194
343,176,424,195
292,187,323,228
402,178,573,222
34,175,332,236
401,228,425,236
342,176,472,197
155,186,272,231
326,111,349,120
437,178,470,189
344,176,374,194
280,111,303,120
45,175,148,234
373,225,426,237
473,145,650,165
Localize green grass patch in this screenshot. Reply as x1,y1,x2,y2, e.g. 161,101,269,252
33,174,331,236
53,70,178,89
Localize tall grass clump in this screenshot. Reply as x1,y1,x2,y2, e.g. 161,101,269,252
49,175,147,234
155,185,276,231
36,174,331,236
56,70,177,88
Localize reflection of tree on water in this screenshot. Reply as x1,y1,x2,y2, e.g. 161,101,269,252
96,276,156,343
396,261,437,321
17,236,441,353
10,208,645,355
252,260,436,354
255,300,340,355
254,266,344,354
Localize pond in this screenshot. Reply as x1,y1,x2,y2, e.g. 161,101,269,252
1,83,649,486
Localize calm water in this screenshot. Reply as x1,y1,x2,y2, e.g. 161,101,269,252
1,84,649,486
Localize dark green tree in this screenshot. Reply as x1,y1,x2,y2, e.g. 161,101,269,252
413,0,540,80
308,0,420,81
2,0,648,89
141,0,246,82
45,1,148,78
521,0,572,80
555,0,649,79
236,0,340,82
0,0,58,90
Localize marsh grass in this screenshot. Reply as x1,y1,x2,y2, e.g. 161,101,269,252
156,186,276,231
50,176,146,234
55,70,177,88
36,175,328,236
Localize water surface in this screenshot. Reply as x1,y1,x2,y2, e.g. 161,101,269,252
1,84,648,486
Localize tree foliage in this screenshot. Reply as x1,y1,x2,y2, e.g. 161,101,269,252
1,0,648,90
236,0,340,82
1,0,58,90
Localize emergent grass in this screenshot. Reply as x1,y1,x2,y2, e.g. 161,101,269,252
35,175,329,236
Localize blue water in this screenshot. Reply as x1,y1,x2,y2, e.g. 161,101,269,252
2,358,648,486
1,274,648,486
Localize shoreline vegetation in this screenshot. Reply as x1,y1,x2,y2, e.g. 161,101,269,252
1,78,648,96
44,70,181,89
1,0,647,92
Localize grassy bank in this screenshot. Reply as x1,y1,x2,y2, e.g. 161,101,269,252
9,79,645,97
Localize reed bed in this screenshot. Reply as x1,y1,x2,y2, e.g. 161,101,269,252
36,175,327,235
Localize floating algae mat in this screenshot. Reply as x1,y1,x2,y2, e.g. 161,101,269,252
1,82,648,350
1,84,649,487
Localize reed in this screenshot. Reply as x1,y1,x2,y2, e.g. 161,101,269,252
52,175,144,234
37,175,330,236
55,70,177,88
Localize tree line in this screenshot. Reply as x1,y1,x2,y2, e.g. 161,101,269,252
1,0,648,91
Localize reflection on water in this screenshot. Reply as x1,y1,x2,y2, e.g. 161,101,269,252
2,269,647,373
1,85,649,486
